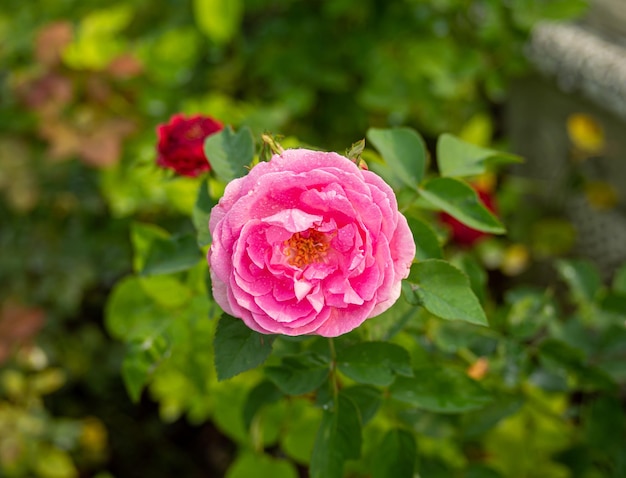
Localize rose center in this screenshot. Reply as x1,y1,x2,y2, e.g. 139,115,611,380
283,229,329,268
184,124,204,140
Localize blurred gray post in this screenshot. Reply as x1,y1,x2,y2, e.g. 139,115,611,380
507,0,626,276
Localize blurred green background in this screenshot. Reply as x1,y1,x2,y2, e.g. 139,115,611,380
2,0,625,477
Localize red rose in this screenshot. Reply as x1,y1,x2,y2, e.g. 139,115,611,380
440,186,497,247
156,114,223,177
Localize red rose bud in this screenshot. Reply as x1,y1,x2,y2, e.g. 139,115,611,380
156,114,223,177
440,186,497,247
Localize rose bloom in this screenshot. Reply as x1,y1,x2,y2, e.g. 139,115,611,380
440,187,497,246
208,149,415,337
156,114,223,177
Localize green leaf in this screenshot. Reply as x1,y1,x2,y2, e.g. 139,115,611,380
539,339,616,391
462,395,524,438
242,380,283,429
265,354,329,395
436,133,522,178
336,341,412,386
225,452,298,478
142,233,202,276
420,177,505,234
122,335,169,403
450,253,488,304
366,127,427,190
310,394,362,478
390,367,492,413
139,275,192,309
281,399,323,464
341,385,382,425
193,0,243,45
407,259,488,326
204,125,254,183
555,259,602,305
612,263,626,294
406,216,443,260
192,179,217,247
214,314,275,381
130,222,169,273
105,276,170,341
583,396,625,455
371,429,416,478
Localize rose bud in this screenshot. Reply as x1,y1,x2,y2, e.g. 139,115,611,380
156,113,223,177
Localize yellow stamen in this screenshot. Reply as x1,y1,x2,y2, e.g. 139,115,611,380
283,229,329,268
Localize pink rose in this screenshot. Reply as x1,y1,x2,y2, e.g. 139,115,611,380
208,149,415,337
156,113,223,177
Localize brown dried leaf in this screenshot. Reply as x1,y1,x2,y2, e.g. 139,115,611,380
35,21,73,67
39,121,81,160
107,53,143,79
78,119,135,168
0,301,46,364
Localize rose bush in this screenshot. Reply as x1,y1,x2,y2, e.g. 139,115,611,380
208,148,415,337
156,113,223,177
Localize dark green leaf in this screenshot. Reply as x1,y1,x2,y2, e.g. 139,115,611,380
214,314,275,381
450,253,487,304
371,428,416,478
555,259,602,305
341,385,382,425
419,177,505,234
204,125,254,183
337,341,412,386
538,339,616,391
192,179,216,247
366,127,427,190
406,216,443,260
310,394,362,478
390,367,492,413
465,465,504,478
462,395,524,438
242,380,283,429
583,396,625,455
407,259,488,326
142,233,202,276
436,133,522,178
265,354,329,395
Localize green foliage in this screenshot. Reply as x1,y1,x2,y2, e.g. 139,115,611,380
214,314,275,381
100,123,626,478
192,179,216,247
419,177,505,233
406,215,444,261
193,0,244,45
265,354,330,395
310,394,362,478
204,126,255,183
407,259,488,326
371,429,416,478
437,133,523,178
391,368,492,413
336,341,412,387
366,127,427,189
8,1,626,477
